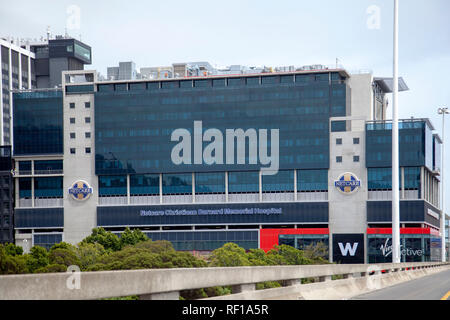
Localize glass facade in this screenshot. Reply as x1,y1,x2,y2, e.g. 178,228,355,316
130,174,159,195
297,169,328,191
162,173,192,195
279,234,329,254
195,172,225,194
262,170,293,192
95,73,347,175
144,230,258,251
366,120,433,169
13,90,63,155
33,233,63,250
34,160,63,174
368,234,435,263
34,177,63,198
368,167,420,190
99,175,127,196
228,171,259,193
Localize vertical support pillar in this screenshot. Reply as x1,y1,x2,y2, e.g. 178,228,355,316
192,172,195,203
159,173,163,204
225,171,229,202
401,167,405,199
31,177,34,208
259,170,262,202
126,174,130,204
294,169,297,201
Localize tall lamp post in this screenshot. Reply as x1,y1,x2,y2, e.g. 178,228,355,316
438,107,449,262
392,0,401,263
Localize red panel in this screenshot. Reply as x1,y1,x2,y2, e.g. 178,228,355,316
259,228,329,252
367,227,439,235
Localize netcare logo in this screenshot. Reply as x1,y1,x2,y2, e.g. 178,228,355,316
171,121,279,175
379,238,424,257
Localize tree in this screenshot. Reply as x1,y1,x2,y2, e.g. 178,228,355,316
303,242,329,264
75,242,106,270
208,243,250,267
120,227,149,247
48,248,81,267
81,227,122,252
26,246,50,273
3,243,23,256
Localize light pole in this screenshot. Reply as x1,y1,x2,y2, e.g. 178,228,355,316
438,107,449,262
392,0,401,263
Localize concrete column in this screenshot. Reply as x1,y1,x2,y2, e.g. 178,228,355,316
225,171,229,202
192,172,195,203
31,177,34,208
232,283,255,293
18,53,22,90
15,177,19,208
259,170,262,202
282,279,301,286
28,56,32,89
126,174,130,204
159,173,163,204
294,169,297,201
420,167,424,199
139,291,180,300
319,275,332,282
0,46,3,143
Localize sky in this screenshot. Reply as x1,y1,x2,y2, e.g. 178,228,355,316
1,0,449,206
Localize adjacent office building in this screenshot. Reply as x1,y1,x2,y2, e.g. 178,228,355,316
12,66,445,263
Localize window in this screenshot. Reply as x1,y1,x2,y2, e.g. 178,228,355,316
353,155,360,162
228,171,259,193
263,170,294,192
85,102,90,108
130,174,160,195
246,77,259,86
85,132,91,138
70,148,76,154
336,138,342,145
99,175,127,196
70,132,76,139
69,103,75,109
297,169,328,192
336,156,343,163
162,173,192,195
85,117,91,124
70,117,75,124
85,147,91,154
195,172,225,194
353,137,360,144
227,78,242,87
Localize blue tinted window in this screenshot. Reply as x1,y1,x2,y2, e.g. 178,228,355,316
261,76,278,84
19,178,31,198
297,169,328,191
99,175,127,196
13,91,63,156
227,78,242,86
129,82,146,91
147,82,160,90
33,233,62,250
98,84,114,92
262,170,294,192
163,173,192,195
65,85,94,93
368,168,393,190
194,80,209,88
195,172,225,194
213,79,226,87
331,121,346,132
246,77,259,86
18,161,31,174
162,81,178,89
130,174,159,195
280,75,294,83
115,84,128,91
34,160,63,173
404,167,420,189
34,177,63,198
180,80,192,88
315,73,329,82
228,171,259,193
295,74,314,83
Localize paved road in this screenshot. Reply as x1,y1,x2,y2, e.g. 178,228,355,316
353,269,450,300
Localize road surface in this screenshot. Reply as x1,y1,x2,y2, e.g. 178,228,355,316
353,269,450,300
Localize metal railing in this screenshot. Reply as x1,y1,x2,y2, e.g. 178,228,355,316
0,262,447,300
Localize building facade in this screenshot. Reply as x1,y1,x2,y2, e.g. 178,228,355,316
12,68,444,263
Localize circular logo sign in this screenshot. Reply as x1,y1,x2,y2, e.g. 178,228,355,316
334,173,361,195
69,180,93,201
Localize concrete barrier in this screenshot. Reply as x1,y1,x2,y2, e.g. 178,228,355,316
0,262,448,300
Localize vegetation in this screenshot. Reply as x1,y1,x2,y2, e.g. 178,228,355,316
0,227,330,299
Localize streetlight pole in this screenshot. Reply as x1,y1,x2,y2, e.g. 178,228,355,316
438,107,449,262
392,0,401,263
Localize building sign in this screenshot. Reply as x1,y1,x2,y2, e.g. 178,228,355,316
68,180,93,201
334,172,361,195
379,238,424,258
140,207,282,217
333,234,365,264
